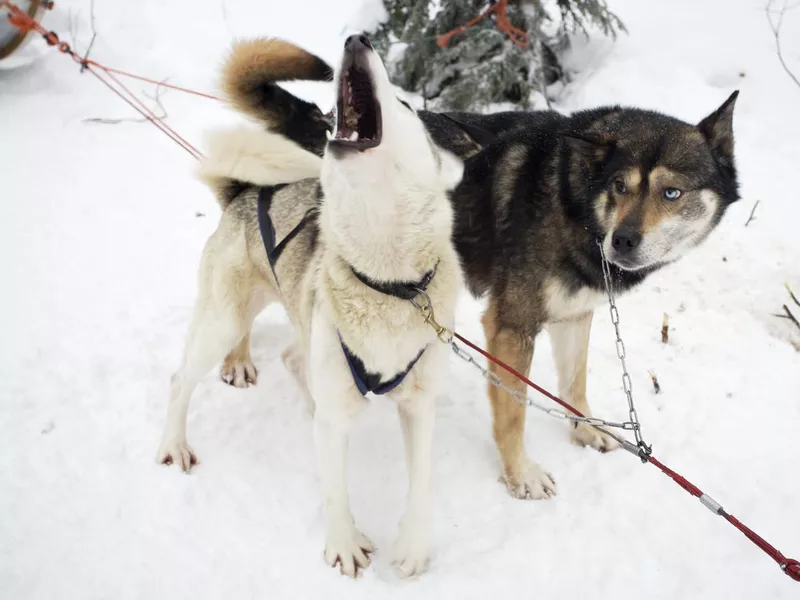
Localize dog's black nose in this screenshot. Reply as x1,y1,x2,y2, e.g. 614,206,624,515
611,226,642,255
345,34,372,51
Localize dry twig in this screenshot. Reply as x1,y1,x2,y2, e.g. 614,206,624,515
661,313,669,344
67,0,97,71
766,0,800,91
67,8,79,47
83,83,168,124
81,0,98,73
786,282,800,308
744,200,760,227
780,304,800,331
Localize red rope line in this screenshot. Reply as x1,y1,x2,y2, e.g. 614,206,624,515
82,60,222,101
452,332,798,581
2,0,211,159
4,0,798,584
453,331,581,417
85,67,201,159
102,69,203,159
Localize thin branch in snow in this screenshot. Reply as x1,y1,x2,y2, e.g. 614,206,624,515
80,0,98,72
83,83,169,124
786,282,800,308
67,8,80,48
744,199,760,227
220,0,234,37
778,304,800,331
766,0,800,91
661,313,669,344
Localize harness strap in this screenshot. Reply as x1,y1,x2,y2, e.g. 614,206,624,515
339,335,426,396
258,184,317,282
256,184,435,398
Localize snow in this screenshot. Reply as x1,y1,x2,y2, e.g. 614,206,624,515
1,0,798,598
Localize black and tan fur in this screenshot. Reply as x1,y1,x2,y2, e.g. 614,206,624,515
220,37,741,500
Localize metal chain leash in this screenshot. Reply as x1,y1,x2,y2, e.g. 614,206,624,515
411,276,800,584
597,241,652,462
410,290,640,433
447,336,637,430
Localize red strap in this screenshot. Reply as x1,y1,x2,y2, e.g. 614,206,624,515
2,1,215,160
4,0,797,583
453,331,798,581
453,331,581,417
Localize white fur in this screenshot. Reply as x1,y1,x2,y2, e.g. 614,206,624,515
198,126,322,188
158,42,463,580
653,190,719,264
544,277,606,322
310,45,462,578
322,48,462,283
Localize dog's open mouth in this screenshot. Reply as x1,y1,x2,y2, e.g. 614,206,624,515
329,48,382,151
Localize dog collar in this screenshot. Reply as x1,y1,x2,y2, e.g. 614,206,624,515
349,260,439,301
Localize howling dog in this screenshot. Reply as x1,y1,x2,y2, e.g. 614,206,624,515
213,35,741,501
156,34,464,578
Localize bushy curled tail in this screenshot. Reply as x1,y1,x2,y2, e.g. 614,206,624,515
221,38,334,156
197,126,321,209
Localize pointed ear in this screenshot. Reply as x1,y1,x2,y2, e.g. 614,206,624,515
437,148,464,190
698,90,738,159
440,113,497,147
563,134,614,164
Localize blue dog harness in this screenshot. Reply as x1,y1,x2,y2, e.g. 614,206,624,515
257,185,435,396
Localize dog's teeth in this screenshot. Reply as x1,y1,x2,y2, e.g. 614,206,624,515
326,129,334,141
349,131,358,142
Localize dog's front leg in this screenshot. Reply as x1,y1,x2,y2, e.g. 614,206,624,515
482,304,557,500
392,384,435,577
546,311,619,452
309,316,373,578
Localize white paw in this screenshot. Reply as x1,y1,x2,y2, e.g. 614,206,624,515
571,422,620,453
324,527,374,578
392,519,430,578
502,458,557,500
157,438,198,472
220,358,257,388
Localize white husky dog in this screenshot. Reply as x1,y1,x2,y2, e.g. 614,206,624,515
156,34,464,577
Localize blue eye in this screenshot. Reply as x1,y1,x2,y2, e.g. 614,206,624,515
664,188,682,200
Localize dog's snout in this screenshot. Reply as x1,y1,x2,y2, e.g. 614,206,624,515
345,34,373,51
611,226,642,255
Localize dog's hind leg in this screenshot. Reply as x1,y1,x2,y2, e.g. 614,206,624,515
482,304,557,500
546,311,619,453
157,224,273,471
220,331,258,388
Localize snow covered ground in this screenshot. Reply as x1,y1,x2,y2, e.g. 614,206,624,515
1,0,799,598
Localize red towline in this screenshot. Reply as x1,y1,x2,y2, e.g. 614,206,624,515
3,0,798,583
